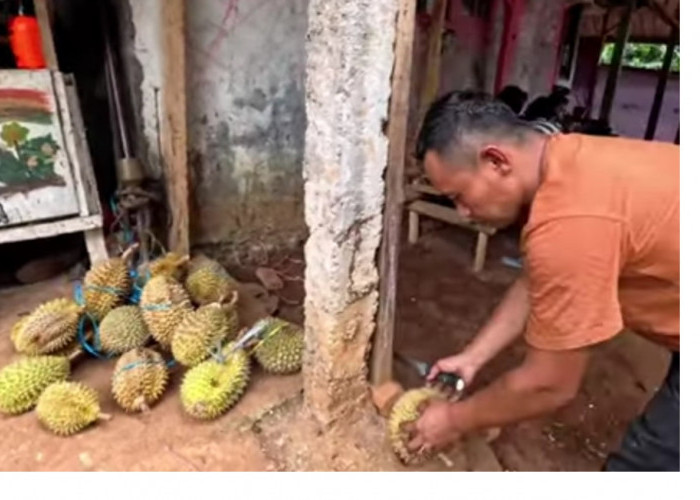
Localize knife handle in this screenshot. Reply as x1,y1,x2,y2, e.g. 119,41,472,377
435,371,464,391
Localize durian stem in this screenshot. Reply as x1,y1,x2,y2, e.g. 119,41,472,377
135,396,150,413
98,413,113,421
68,347,84,362
437,452,454,468
120,243,140,262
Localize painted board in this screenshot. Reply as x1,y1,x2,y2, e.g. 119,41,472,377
0,70,80,227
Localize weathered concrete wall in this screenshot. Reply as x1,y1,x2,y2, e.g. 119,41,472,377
303,0,397,424
122,0,308,252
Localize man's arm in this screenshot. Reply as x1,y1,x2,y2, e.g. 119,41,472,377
429,274,530,382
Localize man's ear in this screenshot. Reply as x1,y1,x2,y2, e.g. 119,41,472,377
481,146,512,176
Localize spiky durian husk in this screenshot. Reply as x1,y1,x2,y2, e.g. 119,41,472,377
140,275,193,347
83,256,131,320
99,305,150,355
10,315,30,346
36,381,102,436
179,346,250,420
184,255,238,306
253,318,303,374
0,356,70,415
171,303,230,367
112,347,169,412
388,388,446,464
11,298,82,355
142,252,189,282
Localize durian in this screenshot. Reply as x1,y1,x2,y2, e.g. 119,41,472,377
184,255,238,306
11,298,82,355
99,305,150,355
141,252,189,281
0,356,70,415
180,346,250,420
82,244,137,320
112,347,169,412
171,301,231,367
10,315,30,346
253,318,304,374
140,275,193,347
388,387,447,464
36,381,108,436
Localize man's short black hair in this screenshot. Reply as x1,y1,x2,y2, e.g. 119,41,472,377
415,90,533,162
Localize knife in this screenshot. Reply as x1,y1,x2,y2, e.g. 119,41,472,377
394,351,465,393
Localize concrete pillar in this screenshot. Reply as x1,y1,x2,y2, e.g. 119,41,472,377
302,0,399,424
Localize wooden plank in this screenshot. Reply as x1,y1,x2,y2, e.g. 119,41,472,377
417,0,447,121
644,26,678,140
0,214,102,244
411,182,441,196
83,227,109,265
371,0,417,386
408,200,497,235
160,0,189,254
408,211,419,244
473,231,489,273
33,0,59,70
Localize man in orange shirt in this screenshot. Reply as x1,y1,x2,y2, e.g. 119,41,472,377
407,91,679,471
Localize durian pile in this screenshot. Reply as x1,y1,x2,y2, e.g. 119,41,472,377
0,248,305,438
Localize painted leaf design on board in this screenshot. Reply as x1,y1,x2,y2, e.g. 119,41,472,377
1,122,29,147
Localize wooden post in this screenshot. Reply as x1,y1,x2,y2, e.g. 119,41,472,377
408,211,419,244
160,0,189,254
33,0,59,70
417,0,448,121
644,27,678,141
599,1,634,123
493,0,526,93
372,0,417,386
473,232,488,273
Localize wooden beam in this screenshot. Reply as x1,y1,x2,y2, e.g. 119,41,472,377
33,0,59,69
372,0,417,386
599,1,634,123
648,0,679,32
644,26,678,140
160,0,189,254
418,0,448,120
494,0,527,93
407,200,496,235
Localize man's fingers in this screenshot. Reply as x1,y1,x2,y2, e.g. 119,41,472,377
407,435,424,452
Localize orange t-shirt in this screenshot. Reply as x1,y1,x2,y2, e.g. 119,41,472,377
523,133,679,352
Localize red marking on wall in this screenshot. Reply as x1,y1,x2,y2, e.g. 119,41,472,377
494,0,526,93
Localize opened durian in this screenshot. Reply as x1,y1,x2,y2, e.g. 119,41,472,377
253,318,303,374
141,252,189,282
99,305,150,355
184,255,238,306
388,387,446,464
140,275,193,347
36,381,107,436
11,298,82,355
112,347,169,412
171,299,233,367
83,244,137,320
0,356,70,415
180,345,250,420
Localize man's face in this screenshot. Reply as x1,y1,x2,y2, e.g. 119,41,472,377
423,149,524,229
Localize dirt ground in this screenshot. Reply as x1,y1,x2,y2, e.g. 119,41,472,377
0,223,670,471
394,223,671,471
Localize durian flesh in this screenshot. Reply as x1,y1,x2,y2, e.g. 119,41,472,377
388,387,446,465
253,318,303,374
0,356,70,415
36,381,102,436
99,305,150,355
140,275,193,347
171,303,231,367
180,346,250,420
11,298,82,355
112,347,169,412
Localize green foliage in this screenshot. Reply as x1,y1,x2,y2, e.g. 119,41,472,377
0,122,61,186
599,43,680,72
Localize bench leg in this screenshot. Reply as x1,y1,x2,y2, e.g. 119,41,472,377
83,227,108,267
408,211,419,244
473,231,488,273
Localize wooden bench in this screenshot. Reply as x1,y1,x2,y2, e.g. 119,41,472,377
406,182,496,273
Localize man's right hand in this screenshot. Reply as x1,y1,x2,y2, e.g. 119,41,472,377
427,351,480,388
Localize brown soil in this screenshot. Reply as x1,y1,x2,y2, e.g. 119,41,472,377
394,224,670,471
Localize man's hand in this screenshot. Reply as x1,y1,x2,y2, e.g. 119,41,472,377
427,351,480,387
406,400,462,454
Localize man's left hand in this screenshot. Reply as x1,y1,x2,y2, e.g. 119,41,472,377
407,400,462,453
